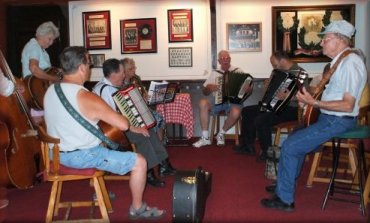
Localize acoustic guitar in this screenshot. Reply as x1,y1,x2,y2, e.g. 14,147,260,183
23,67,63,110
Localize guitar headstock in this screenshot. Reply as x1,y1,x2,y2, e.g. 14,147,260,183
296,69,308,93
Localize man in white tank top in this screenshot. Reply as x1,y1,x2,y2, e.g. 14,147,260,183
43,46,165,220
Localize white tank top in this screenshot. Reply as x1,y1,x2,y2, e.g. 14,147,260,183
44,83,101,152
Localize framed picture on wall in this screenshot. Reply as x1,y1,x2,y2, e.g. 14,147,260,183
167,9,193,42
89,54,105,68
82,10,111,50
272,4,355,63
168,47,192,67
227,23,262,52
120,18,157,54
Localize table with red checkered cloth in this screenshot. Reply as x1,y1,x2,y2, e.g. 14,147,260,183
156,93,194,139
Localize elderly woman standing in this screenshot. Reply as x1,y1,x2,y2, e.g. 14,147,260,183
21,21,60,82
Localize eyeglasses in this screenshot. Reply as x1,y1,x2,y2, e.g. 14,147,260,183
321,36,334,44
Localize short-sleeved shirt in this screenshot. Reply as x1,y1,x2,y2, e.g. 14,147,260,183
321,48,367,117
21,38,51,77
92,78,118,110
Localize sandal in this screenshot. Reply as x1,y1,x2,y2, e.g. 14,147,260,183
128,202,165,220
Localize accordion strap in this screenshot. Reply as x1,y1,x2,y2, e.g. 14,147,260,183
54,83,119,150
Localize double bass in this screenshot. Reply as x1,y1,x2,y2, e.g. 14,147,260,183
0,50,40,189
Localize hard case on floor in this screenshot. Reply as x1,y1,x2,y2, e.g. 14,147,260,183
172,167,212,223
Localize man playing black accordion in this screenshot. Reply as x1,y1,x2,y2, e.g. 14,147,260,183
235,51,308,161
193,50,253,148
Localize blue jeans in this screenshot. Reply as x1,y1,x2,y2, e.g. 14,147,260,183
276,114,357,204
57,146,137,175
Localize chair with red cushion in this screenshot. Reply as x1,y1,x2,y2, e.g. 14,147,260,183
37,125,112,223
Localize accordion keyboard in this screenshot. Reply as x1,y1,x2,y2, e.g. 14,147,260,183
113,86,156,129
215,76,223,105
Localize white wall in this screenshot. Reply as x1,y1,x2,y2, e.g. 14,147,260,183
69,0,369,81
69,0,211,81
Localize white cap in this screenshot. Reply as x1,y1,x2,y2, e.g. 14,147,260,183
318,20,355,38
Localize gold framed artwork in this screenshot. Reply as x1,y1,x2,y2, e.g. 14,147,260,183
272,4,355,63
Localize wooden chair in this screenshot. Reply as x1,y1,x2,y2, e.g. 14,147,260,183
272,120,299,147
210,111,241,145
37,125,112,223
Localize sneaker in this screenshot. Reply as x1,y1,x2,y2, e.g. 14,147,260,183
216,134,225,146
192,137,211,148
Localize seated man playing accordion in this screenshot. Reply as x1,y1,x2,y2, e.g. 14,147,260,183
193,50,252,148
235,51,308,161
92,59,176,188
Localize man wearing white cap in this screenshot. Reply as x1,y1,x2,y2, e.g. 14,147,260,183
261,20,367,212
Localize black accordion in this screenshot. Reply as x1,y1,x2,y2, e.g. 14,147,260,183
259,69,308,114
215,71,253,105
112,85,156,129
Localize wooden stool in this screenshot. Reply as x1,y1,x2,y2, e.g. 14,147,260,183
210,111,241,145
321,126,370,216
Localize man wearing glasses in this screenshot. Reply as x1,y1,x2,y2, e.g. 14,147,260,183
261,20,367,212
193,50,251,148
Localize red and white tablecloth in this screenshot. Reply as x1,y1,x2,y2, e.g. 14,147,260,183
156,93,194,139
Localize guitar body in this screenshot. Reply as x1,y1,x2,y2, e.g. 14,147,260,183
303,91,322,127
303,105,320,127
23,67,63,110
98,121,132,151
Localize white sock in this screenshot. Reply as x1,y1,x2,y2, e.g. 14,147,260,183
202,130,209,139
219,129,226,135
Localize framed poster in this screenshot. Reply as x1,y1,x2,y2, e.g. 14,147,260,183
168,47,192,67
82,10,111,50
227,23,262,52
167,9,193,42
120,18,157,54
272,4,355,63
89,54,105,68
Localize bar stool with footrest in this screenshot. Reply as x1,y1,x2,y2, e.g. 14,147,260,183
321,125,370,216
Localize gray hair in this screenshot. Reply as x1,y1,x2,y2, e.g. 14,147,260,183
36,21,60,38
120,57,135,70
59,46,88,74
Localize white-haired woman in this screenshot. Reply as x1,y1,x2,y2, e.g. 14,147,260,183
21,21,60,82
